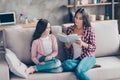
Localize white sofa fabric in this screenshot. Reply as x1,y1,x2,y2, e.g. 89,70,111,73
5,49,28,78
92,21,120,57
87,56,120,80
0,20,120,80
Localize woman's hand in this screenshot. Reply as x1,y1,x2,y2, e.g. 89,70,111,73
45,55,53,61
75,38,89,48
65,42,72,49
75,38,83,46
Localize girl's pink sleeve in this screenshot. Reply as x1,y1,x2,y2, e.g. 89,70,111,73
50,35,58,58
31,40,39,64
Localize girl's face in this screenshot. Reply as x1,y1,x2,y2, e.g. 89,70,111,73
42,23,51,36
74,13,83,28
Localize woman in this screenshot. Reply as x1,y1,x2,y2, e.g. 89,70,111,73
26,19,62,74
62,8,96,80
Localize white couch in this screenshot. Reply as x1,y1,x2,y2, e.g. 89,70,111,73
0,20,120,80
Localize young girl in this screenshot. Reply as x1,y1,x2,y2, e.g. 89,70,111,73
26,19,62,74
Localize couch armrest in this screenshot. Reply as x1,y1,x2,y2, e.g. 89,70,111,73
119,35,120,40
0,53,9,80
118,35,120,53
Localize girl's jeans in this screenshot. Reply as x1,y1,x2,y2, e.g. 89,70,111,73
62,56,96,80
35,58,63,72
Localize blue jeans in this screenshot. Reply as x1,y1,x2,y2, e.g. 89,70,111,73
35,58,63,72
62,56,96,80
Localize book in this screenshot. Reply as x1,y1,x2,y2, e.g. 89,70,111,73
57,33,79,43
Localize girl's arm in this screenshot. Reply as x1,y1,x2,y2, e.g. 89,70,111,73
47,35,58,59
31,40,40,64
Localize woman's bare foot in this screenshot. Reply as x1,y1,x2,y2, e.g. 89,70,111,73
25,66,36,75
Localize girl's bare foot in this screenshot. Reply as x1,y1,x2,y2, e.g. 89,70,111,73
25,66,36,75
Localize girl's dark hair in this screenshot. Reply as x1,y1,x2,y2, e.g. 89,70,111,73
31,19,51,46
74,8,91,27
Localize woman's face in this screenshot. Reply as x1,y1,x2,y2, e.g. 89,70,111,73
42,23,51,36
74,13,83,28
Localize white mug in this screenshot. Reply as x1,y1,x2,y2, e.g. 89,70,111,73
89,15,96,22
77,1,80,5
99,15,104,21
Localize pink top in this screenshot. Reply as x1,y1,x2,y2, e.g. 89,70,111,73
31,34,58,64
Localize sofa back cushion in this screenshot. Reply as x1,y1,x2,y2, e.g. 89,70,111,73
63,20,120,57
5,49,28,78
91,20,120,57
3,25,63,64
4,28,35,65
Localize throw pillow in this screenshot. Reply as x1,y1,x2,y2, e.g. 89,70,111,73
5,49,28,78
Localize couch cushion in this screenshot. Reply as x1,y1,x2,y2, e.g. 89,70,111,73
91,20,120,57
11,72,77,80
51,25,62,35
4,28,35,64
87,56,120,80
5,49,28,78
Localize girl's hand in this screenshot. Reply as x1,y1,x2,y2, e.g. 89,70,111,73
45,55,53,61
38,62,45,65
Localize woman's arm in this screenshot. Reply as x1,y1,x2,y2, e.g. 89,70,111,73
81,27,96,58
86,27,96,52
65,26,74,49
76,27,96,51
75,38,89,48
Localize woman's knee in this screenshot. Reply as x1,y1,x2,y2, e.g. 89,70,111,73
76,56,96,73
62,59,78,71
84,56,96,67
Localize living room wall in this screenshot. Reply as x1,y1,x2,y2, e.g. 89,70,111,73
0,0,104,25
